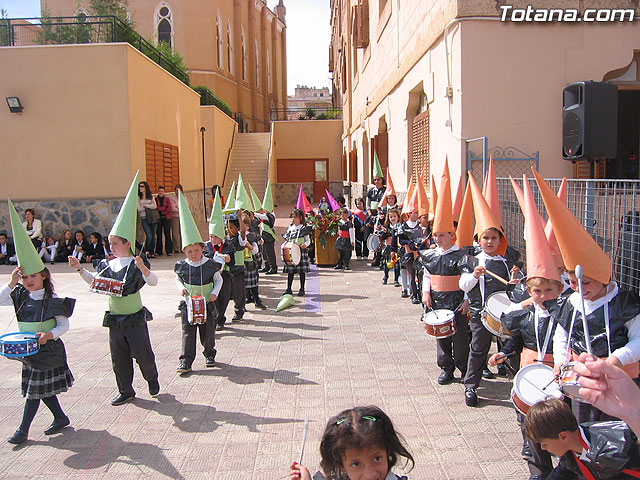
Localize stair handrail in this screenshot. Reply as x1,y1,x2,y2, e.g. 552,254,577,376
222,123,238,191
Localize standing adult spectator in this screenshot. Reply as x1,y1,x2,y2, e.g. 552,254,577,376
208,185,224,214
154,186,173,256
22,209,42,249
137,181,158,258
170,184,183,253
365,175,385,265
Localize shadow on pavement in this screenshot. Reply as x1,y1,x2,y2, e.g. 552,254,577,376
218,325,322,343
188,363,318,387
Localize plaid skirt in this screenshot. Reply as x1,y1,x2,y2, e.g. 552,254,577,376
244,261,259,288
283,248,310,274
22,364,74,400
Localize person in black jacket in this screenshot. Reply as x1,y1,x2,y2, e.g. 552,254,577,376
0,232,16,264
71,230,91,263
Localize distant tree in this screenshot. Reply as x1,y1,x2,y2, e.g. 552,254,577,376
0,8,8,46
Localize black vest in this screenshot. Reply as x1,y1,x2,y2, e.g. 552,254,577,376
418,248,466,310
502,307,557,355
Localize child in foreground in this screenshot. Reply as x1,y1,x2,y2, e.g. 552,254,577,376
290,405,414,480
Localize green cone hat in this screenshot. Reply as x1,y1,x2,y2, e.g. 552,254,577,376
224,181,236,211
235,173,252,210
248,184,262,211
372,150,383,179
109,171,139,251
178,190,204,249
8,199,45,275
262,179,274,212
275,293,295,312
208,188,226,239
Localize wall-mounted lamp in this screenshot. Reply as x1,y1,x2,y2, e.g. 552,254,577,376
365,96,371,106
6,97,23,113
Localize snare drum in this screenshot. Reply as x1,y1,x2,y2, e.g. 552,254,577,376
366,234,380,252
559,362,586,402
187,295,207,325
511,363,563,415
482,292,512,337
281,241,302,266
90,276,124,297
422,309,456,339
0,332,40,358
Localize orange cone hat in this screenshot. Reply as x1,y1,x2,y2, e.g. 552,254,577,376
418,173,430,218
544,177,567,268
429,174,438,220
455,179,474,248
401,183,419,217
510,175,546,232
531,168,611,284
380,169,397,207
522,174,561,282
433,174,454,234
468,172,508,256
485,155,502,227
452,176,463,222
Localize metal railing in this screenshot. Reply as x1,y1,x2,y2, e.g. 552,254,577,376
499,177,640,293
270,107,342,122
195,88,232,118
0,16,189,84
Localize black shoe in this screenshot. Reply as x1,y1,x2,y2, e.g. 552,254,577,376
44,416,70,435
401,290,410,298
482,368,496,379
266,269,278,275
148,380,160,397
7,429,27,445
205,357,216,368
464,388,478,407
255,301,267,310
176,363,192,375
297,288,305,297
393,280,401,287
166,253,172,257
231,315,243,322
437,370,454,385
521,439,532,459
411,295,421,304
528,476,544,480
370,262,380,267
111,393,135,406
333,264,342,270
497,364,508,376
382,278,388,285
284,289,293,295
343,265,350,271
216,324,225,331
246,296,254,304
259,267,269,273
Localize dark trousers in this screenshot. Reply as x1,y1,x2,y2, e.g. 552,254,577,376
436,311,470,375
383,262,400,281
355,230,368,257
263,240,277,271
463,313,493,389
108,323,158,396
155,217,173,255
216,271,245,326
405,261,418,297
180,307,216,366
336,248,352,268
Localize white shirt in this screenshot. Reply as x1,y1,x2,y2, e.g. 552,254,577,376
422,244,460,293
0,286,70,339
175,257,223,296
552,282,640,366
79,256,158,286
23,219,42,240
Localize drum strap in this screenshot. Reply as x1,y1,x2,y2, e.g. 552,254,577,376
534,309,554,362
564,309,578,365
604,302,612,356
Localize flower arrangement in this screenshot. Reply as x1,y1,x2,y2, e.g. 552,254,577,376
307,211,340,248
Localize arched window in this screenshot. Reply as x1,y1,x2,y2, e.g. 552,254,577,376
155,3,173,48
227,21,233,74
266,48,271,93
255,38,260,88
241,28,247,81
216,12,222,69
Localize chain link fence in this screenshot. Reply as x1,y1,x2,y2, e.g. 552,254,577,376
499,177,640,293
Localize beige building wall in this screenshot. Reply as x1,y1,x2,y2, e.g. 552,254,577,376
200,105,237,187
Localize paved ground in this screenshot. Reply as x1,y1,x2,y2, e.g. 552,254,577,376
0,214,530,479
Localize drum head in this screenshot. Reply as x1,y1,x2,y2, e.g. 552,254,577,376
513,364,562,405
422,309,455,325
485,292,512,318
367,235,380,251
291,243,302,265
0,332,37,343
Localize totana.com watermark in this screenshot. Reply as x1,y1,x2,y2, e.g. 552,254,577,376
500,5,635,22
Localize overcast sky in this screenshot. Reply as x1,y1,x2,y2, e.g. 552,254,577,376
0,0,331,94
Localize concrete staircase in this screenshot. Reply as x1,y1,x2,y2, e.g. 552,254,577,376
223,132,272,201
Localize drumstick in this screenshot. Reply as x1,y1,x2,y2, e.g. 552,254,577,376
575,265,594,356
496,351,517,361
483,269,510,285
298,419,309,465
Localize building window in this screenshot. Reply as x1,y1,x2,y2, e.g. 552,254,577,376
255,38,260,88
227,21,234,74
155,3,173,48
241,29,247,81
145,139,180,193
216,12,223,69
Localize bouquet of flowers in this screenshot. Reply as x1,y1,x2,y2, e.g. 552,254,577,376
307,211,340,248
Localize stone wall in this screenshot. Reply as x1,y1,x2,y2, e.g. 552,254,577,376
0,190,205,241
273,181,345,206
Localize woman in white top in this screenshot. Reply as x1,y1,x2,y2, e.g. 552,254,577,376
137,181,158,258
169,184,182,254
23,209,43,249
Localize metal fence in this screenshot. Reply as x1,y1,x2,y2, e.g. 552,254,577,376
270,107,342,122
466,139,539,186
499,177,640,293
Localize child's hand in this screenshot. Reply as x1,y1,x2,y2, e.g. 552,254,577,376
553,363,563,378
473,265,486,279
223,254,231,263
181,289,188,297
36,331,53,345
9,266,23,287
289,461,312,480
422,292,432,308
457,299,469,315
68,256,80,270
351,242,355,247
209,294,218,302
134,256,145,269
488,353,505,367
